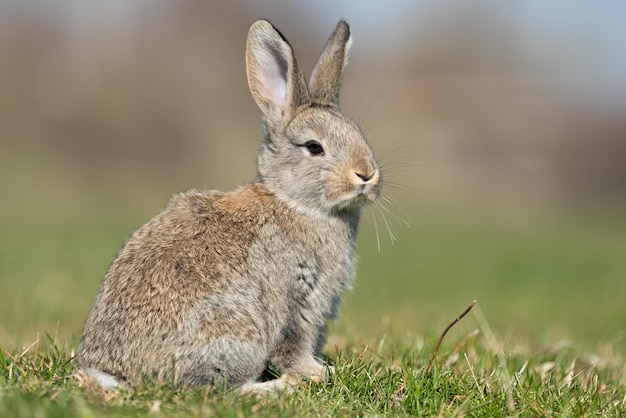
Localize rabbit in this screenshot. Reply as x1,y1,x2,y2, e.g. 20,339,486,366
77,18,382,394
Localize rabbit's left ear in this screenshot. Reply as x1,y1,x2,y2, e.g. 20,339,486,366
246,20,310,127
309,20,352,107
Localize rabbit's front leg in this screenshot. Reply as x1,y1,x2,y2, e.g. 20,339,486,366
271,318,333,383
236,356,330,397
286,354,333,383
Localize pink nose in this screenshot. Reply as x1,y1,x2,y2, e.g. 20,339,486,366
354,170,376,182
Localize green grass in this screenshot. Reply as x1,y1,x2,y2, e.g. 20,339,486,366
1,327,624,416
1,180,625,415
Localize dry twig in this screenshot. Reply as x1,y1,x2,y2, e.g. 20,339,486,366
425,300,477,374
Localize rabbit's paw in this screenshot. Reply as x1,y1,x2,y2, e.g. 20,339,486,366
75,367,124,390
237,375,296,397
291,357,334,383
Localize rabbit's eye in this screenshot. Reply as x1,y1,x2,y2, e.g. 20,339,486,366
304,140,325,156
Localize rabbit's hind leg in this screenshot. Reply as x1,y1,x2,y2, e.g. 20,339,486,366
76,367,123,390
175,338,268,389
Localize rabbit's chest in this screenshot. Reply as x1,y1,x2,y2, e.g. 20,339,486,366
251,219,356,301
285,222,356,314
292,250,352,298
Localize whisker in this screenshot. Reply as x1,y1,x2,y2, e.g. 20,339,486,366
356,90,383,126
376,199,401,238
384,182,428,197
369,205,381,252
380,155,422,166
374,200,397,245
381,193,410,219
377,139,427,164
379,194,412,228
380,163,425,174
377,141,428,176
361,121,386,135
380,153,421,163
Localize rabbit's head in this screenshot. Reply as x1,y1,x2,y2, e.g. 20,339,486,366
246,20,381,216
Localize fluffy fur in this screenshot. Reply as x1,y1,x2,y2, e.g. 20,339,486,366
78,19,381,392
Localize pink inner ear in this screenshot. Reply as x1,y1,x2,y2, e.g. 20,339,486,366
267,70,287,115
256,48,288,116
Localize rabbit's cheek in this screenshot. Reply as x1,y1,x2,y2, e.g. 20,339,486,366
324,175,353,204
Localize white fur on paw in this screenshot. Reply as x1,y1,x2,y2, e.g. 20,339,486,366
301,364,334,383
79,367,121,390
238,377,293,397
296,359,333,382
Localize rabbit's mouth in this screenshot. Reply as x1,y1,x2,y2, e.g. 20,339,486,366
353,168,381,201
333,193,377,213
332,174,382,211
354,183,378,202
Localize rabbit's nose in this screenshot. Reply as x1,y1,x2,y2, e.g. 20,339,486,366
354,170,375,182
352,158,379,184
352,168,379,185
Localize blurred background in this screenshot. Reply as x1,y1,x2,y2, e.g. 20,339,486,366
1,1,625,352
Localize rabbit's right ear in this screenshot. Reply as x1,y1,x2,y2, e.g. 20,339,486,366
309,20,352,108
246,20,310,128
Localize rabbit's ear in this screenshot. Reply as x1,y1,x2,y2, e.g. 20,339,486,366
309,20,352,107
246,20,310,126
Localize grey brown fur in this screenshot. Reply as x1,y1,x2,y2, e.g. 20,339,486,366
78,19,381,391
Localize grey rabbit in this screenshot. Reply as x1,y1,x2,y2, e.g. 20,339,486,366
77,19,382,393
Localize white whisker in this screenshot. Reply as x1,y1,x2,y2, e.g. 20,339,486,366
385,182,426,197
380,164,424,176
369,205,381,252
380,193,412,228
356,91,383,126
378,196,410,229
377,140,426,163
374,200,397,245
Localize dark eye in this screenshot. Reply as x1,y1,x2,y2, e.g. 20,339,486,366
304,140,324,156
